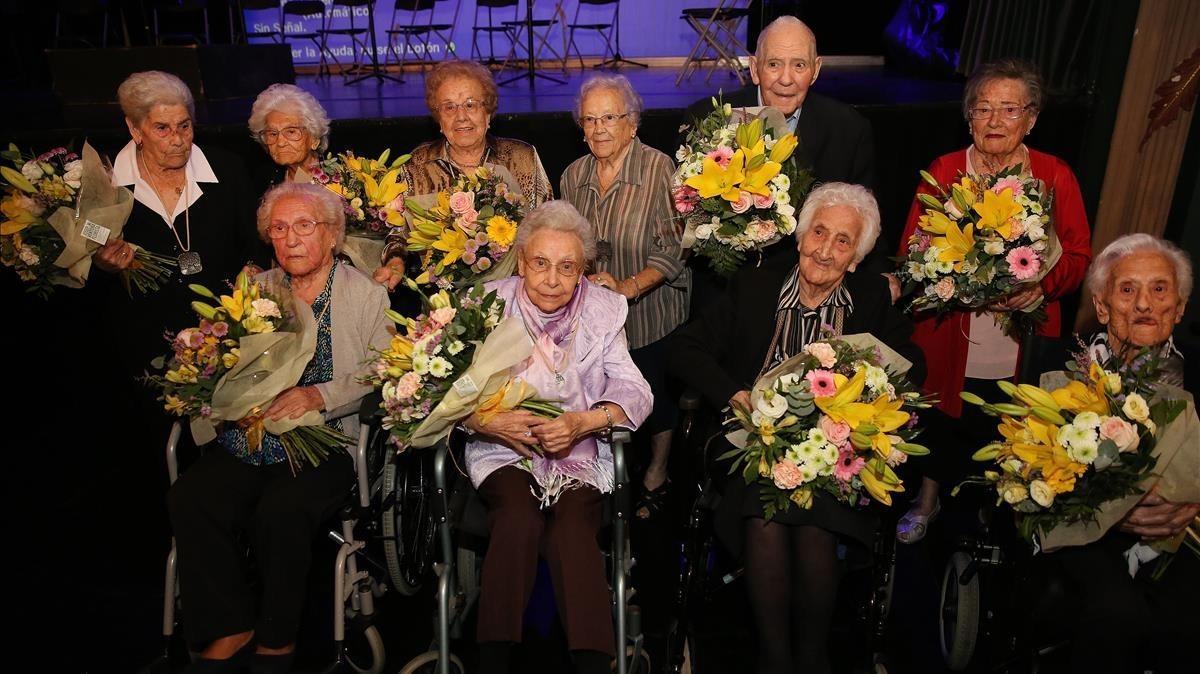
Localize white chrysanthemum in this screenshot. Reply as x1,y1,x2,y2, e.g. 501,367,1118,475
1073,411,1102,430
807,428,828,445
1067,442,1098,465
907,262,926,281
428,356,452,378
446,340,465,355
1057,423,1096,450
820,443,839,466
798,462,818,483
411,352,430,375
772,173,790,191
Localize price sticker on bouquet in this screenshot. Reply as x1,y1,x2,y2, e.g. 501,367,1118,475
81,220,111,246
452,373,479,398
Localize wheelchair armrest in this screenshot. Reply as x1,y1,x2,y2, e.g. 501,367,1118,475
678,388,703,411
357,390,384,425
610,427,634,519
165,420,183,485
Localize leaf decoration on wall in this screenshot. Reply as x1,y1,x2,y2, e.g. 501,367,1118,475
1140,47,1200,151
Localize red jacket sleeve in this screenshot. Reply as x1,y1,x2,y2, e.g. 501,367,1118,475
897,153,957,257
1038,158,1092,301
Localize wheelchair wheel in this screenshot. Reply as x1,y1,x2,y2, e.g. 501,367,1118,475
940,551,980,671
345,624,385,674
398,650,465,674
382,451,437,595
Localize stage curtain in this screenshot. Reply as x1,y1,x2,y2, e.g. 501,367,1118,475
957,0,1106,92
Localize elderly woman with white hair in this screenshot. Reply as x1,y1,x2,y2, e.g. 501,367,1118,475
670,183,925,674
560,73,689,519
248,83,331,185
96,70,264,385
167,182,390,672
461,200,652,674
1049,233,1198,674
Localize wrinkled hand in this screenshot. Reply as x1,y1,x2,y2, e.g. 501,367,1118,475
266,386,326,421
530,412,589,455
468,409,546,459
885,273,901,304
730,390,752,415
1118,488,1200,540
95,239,135,273
587,272,635,299
374,257,406,291
988,284,1044,312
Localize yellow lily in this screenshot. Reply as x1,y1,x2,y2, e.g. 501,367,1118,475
917,209,954,235
972,188,1022,240
865,395,911,458
219,288,248,322
1050,380,1108,415
768,133,799,164
363,167,408,208
933,221,975,272
0,195,38,235
860,463,904,505
684,150,746,202
814,370,876,429
432,226,468,268
742,157,782,197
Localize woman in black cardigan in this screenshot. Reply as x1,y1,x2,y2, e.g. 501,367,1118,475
669,183,925,674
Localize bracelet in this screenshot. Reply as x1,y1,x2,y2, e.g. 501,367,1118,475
629,275,642,299
593,403,614,435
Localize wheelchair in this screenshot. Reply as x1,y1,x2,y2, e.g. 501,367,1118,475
151,412,389,674
662,391,898,674
379,425,648,674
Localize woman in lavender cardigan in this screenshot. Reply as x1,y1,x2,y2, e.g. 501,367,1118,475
461,200,652,674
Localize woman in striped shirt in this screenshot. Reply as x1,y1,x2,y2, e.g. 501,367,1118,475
560,74,691,519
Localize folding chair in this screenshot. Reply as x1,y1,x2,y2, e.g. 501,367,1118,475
238,0,283,44
280,1,339,77
385,0,462,74
503,0,569,75
53,0,113,48
319,0,375,79
565,0,619,70
676,0,752,86
471,0,520,69
151,0,211,46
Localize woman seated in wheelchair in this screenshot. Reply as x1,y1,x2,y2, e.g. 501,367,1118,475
669,183,926,674
167,182,391,672
460,200,653,674
1049,233,1198,674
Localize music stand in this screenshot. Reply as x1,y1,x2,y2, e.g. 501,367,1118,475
347,0,404,84
596,2,646,69
499,1,565,86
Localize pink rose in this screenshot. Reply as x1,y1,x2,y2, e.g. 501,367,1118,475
706,146,734,167
819,415,851,444
448,191,475,215
804,342,838,368
943,199,964,219
1005,246,1041,281
753,192,775,209
805,369,837,396
934,277,956,301
1099,416,1140,453
456,208,480,231
731,191,754,214
772,459,804,490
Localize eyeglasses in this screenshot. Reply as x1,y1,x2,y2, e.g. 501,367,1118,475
147,120,194,138
579,113,630,129
259,126,306,144
525,256,581,278
968,104,1033,120
267,219,325,239
438,99,486,116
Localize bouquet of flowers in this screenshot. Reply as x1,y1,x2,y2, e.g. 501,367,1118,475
672,97,814,276
364,280,558,450
956,344,1192,546
1,142,173,297
147,272,353,473
720,334,933,520
402,167,525,287
304,149,410,274
894,167,1061,337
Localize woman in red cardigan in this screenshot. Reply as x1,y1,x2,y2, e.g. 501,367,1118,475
894,59,1092,542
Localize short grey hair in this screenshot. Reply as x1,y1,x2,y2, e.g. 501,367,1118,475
248,83,331,154
118,71,196,123
514,200,597,262
754,15,817,59
962,58,1044,121
256,182,347,254
794,182,881,265
573,73,644,126
1086,233,1193,305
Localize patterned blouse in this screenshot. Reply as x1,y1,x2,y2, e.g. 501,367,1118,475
761,265,854,374
219,264,341,465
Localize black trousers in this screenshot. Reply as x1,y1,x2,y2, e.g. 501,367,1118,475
1053,532,1199,674
166,449,354,648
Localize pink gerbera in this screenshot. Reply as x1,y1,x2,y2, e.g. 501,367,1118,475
805,369,837,396
834,447,866,482
992,176,1024,197
1005,246,1041,280
706,146,734,167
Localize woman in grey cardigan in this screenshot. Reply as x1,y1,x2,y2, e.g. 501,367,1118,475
167,182,390,673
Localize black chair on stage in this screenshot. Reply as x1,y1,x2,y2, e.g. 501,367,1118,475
151,0,212,46
471,0,520,70
676,0,752,86
319,0,376,79
281,0,338,77
565,0,627,70
502,0,569,75
385,0,461,75
236,0,283,44
53,0,118,48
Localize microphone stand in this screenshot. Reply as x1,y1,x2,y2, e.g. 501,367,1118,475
347,0,403,84
596,2,646,69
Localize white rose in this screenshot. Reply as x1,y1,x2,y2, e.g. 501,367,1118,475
63,160,83,189
1122,393,1150,422
778,373,801,387
694,223,714,240
1001,482,1029,504
18,246,40,266
1025,221,1045,241
20,161,43,182
1103,372,1122,394
755,392,789,420
984,240,1006,256
1029,480,1055,508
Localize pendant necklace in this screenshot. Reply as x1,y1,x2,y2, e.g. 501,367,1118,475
140,150,201,275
